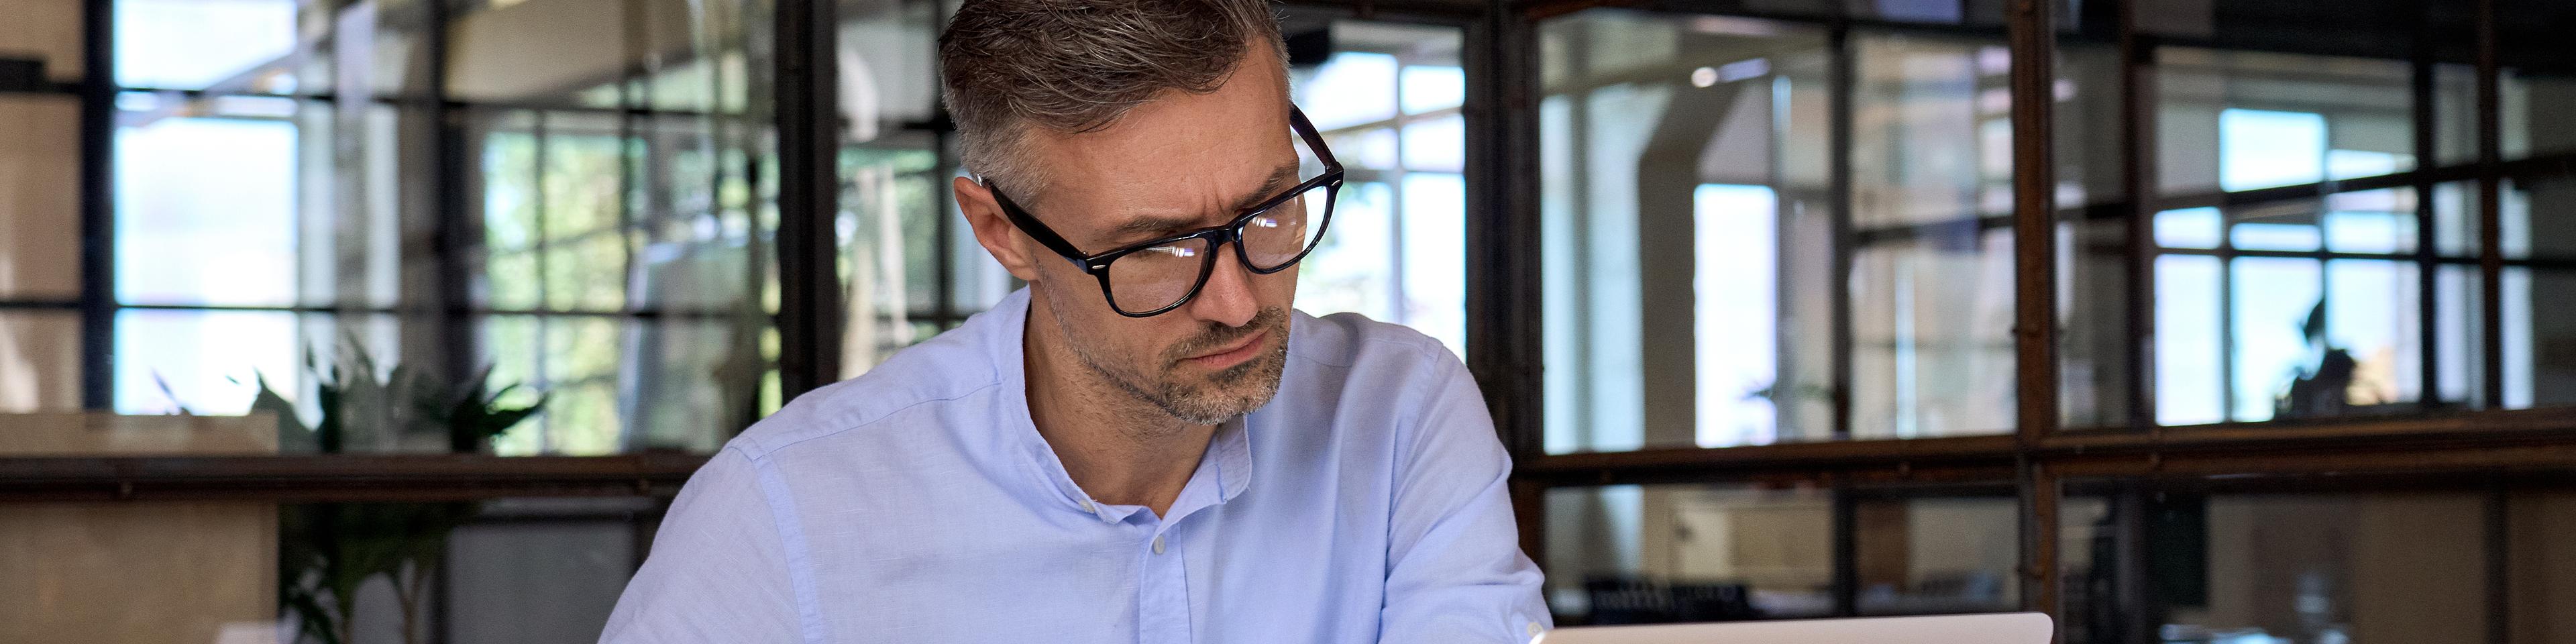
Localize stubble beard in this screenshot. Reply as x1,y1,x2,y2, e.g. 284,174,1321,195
1053,305,1292,429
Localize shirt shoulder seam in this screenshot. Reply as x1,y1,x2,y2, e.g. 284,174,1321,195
735,378,1008,462
739,446,828,644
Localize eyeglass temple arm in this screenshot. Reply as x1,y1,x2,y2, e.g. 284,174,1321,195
980,178,1097,270
1289,107,1339,170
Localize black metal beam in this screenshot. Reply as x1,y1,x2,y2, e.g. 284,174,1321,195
2485,476,2510,644
1470,0,1550,569
775,0,843,400
2119,0,2156,433
76,0,113,411
1468,0,1546,462
2008,0,2063,618
0,454,706,502
2414,11,2446,410
2476,0,2505,409
1828,25,1856,441
429,0,480,453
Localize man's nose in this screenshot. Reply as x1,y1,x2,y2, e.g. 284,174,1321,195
1185,246,1260,327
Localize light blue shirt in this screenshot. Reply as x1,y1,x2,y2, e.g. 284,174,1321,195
600,288,1550,643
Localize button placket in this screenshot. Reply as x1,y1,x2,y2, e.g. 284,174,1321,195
1136,525,1191,644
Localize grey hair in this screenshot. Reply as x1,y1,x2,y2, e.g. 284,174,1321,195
938,0,1290,193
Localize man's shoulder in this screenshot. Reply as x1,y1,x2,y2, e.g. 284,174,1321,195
1283,309,1475,426
724,323,1006,461
1288,309,1461,374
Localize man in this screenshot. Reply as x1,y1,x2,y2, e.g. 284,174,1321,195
598,0,1548,641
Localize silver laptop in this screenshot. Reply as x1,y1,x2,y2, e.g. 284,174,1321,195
1531,612,2053,644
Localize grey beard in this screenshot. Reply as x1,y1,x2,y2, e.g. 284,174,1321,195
1049,305,1291,428
1079,339,1285,426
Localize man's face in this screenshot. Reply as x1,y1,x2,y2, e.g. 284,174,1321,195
961,46,1300,425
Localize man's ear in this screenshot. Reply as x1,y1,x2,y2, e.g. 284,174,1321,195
955,176,1044,282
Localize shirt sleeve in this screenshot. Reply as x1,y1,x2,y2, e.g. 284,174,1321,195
1378,356,1553,644
598,447,805,644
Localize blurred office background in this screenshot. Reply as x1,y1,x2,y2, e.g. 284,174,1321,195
0,0,2570,641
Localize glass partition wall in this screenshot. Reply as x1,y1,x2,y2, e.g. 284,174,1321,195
1512,0,2576,637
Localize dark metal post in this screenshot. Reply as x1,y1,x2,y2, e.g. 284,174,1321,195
2485,480,2510,644
1468,1,1544,463
2118,0,2156,431
2475,0,2504,409
775,0,843,400
1830,482,1859,616
429,0,481,453
2009,0,2065,619
77,0,114,409
2411,4,2442,409
1828,25,1856,441
1471,0,1548,565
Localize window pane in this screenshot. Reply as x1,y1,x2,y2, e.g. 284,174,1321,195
1540,10,1837,453
2155,207,2224,249
1399,114,1464,172
2154,48,2413,201
1297,181,1398,323
1325,128,1399,171
2503,175,2576,262
447,0,726,107
1854,495,2036,615
2435,263,2485,409
2155,255,2225,425
0,311,80,416
1545,484,1834,623
1282,17,1472,359
2059,74,2142,441
2498,0,2576,163
114,0,298,90
2504,267,2576,410
0,0,83,83
2070,488,2491,644
1851,231,2017,438
1543,484,2041,624
837,0,941,126
2228,257,2319,422
1397,173,1468,356
0,95,81,300
837,142,945,376
111,308,298,416
1298,51,1399,130
2218,109,2327,193
1400,64,1464,115
115,113,299,307
1847,31,2019,439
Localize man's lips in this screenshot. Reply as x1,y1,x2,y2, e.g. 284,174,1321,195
1185,330,1268,368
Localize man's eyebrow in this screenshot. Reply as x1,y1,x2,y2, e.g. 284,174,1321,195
1223,162,1304,215
1108,162,1303,238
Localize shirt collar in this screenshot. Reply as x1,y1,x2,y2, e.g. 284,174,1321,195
983,287,1262,523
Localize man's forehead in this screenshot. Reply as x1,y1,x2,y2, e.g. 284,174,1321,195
1099,161,1302,231
1016,123,1298,239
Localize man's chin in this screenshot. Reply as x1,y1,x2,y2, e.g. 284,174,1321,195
1160,348,1288,423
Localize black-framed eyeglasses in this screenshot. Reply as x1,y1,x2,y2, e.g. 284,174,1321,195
985,106,1344,317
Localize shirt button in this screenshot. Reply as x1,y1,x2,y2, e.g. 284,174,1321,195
1526,622,1544,637
1078,499,1095,513
1152,535,1166,554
